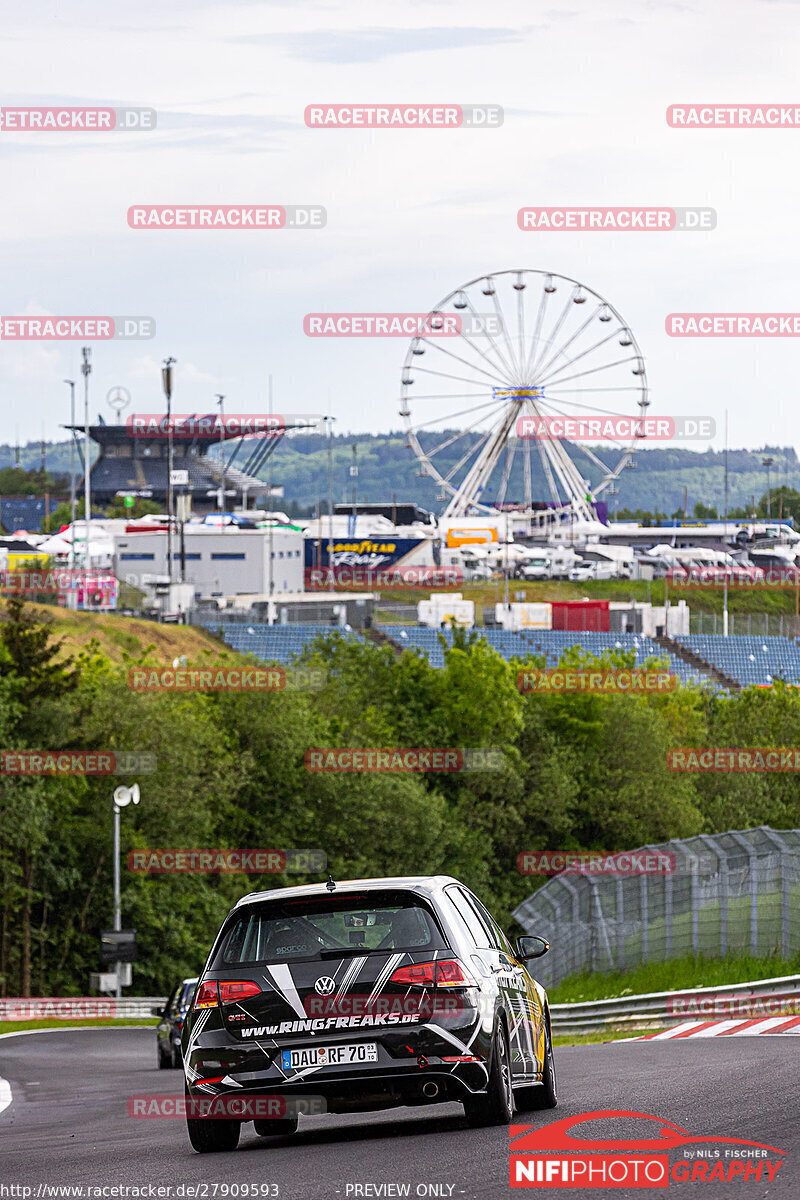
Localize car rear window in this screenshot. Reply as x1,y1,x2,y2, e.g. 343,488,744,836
213,891,448,966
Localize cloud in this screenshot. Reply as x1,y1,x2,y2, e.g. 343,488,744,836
257,25,531,64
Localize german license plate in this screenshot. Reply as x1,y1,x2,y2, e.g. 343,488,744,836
281,1042,378,1069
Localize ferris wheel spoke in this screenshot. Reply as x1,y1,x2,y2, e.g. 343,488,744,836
420,400,511,460
528,289,576,378
442,425,498,485
545,386,647,394
458,287,520,380
523,433,533,508
515,281,527,379
485,286,523,379
537,355,642,389
536,394,643,418
496,437,519,505
413,339,510,387
535,438,563,507
532,312,614,382
576,444,626,474
408,394,509,432
406,365,509,389
522,281,553,379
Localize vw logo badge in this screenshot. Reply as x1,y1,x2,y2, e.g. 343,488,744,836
314,976,336,996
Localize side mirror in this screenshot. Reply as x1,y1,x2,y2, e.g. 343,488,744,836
151,1006,165,1018
516,935,549,961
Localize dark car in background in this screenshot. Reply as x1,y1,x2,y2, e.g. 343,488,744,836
153,977,198,1069
181,876,555,1153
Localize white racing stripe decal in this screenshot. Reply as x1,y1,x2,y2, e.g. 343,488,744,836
367,954,405,1003
337,956,369,997
265,964,309,1019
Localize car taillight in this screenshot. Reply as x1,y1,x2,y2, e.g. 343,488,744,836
194,980,219,1008
390,959,472,988
391,962,436,987
435,960,472,986
218,980,262,1003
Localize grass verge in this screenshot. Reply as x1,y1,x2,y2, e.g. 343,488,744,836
0,1018,158,1034
552,1029,656,1047
547,952,800,1004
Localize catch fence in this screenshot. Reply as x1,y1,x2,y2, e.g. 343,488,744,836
513,826,800,988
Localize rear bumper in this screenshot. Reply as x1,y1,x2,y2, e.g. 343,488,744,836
188,1064,486,1114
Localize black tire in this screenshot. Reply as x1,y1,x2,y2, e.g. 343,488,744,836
157,1043,171,1070
253,1117,299,1137
516,1022,558,1111
186,1116,241,1154
464,1021,514,1127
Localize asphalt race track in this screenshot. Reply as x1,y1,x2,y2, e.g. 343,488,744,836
0,1028,797,1199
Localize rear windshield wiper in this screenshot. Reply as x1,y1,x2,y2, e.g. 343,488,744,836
319,946,377,958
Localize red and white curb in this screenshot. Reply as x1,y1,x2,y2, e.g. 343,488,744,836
637,1016,800,1039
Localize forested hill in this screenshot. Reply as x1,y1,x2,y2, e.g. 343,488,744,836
2,435,798,518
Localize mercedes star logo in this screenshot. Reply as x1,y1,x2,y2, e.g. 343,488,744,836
314,976,336,995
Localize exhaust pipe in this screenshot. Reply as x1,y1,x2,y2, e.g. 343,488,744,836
422,1081,440,1100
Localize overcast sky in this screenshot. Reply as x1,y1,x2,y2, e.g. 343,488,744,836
2,0,799,454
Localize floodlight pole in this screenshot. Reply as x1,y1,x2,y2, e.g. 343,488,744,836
216,394,225,520
81,349,92,565
113,799,121,998
162,359,176,587
65,380,76,568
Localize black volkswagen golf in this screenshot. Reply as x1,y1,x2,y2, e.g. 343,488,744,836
181,875,556,1152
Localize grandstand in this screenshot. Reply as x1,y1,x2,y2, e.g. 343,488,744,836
196,620,360,663
675,634,800,689
192,618,800,691
380,627,707,686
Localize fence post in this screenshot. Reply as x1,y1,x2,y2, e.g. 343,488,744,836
729,831,758,955
589,879,613,969
616,877,625,970
690,859,699,956
640,874,649,963
664,870,673,960
782,853,791,957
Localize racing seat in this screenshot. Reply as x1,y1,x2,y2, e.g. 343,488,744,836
375,907,430,950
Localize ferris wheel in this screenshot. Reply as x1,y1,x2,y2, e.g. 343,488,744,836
399,269,650,523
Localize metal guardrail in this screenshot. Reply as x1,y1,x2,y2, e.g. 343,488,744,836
0,996,166,1020
6,976,800,1035
550,973,800,1035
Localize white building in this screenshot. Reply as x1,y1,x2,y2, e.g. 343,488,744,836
114,526,304,602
